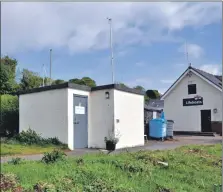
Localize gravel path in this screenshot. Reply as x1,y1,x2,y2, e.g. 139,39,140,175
1,135,221,163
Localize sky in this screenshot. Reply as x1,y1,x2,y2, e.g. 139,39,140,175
2,2,222,94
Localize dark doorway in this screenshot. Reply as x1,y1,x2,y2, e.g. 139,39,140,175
200,110,211,132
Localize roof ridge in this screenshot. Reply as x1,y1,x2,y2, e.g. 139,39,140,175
191,66,222,79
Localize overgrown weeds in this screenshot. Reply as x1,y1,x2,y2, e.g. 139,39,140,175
41,150,66,164
33,181,56,192
0,173,18,191
12,128,65,146
8,157,23,165
1,129,68,156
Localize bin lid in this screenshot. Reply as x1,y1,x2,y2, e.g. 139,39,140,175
167,120,174,123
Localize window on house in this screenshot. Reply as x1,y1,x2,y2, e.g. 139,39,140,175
188,84,196,94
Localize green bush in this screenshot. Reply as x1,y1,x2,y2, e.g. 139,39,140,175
41,150,66,164
46,137,63,146
13,128,66,147
13,128,42,145
7,157,23,165
0,94,19,136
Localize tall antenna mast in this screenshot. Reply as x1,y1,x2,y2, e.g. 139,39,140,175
50,49,52,85
107,17,115,84
185,41,191,67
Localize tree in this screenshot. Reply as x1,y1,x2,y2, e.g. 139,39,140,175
133,85,145,92
145,90,160,99
1,94,19,136
44,77,54,86
133,85,150,102
69,77,96,87
118,83,129,88
81,77,96,87
69,78,85,85
0,56,18,94
52,79,66,85
20,69,43,90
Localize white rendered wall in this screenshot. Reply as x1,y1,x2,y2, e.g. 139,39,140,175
67,88,90,150
89,89,114,149
114,90,144,149
163,72,222,132
19,89,68,143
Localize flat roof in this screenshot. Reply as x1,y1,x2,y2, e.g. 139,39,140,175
18,82,144,96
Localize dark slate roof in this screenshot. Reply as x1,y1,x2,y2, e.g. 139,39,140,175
191,66,222,88
18,82,91,95
18,82,144,96
215,75,222,81
144,99,164,111
91,84,144,95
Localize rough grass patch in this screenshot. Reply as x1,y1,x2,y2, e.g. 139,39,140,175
1,144,221,192
0,173,19,191
76,158,84,165
33,181,56,192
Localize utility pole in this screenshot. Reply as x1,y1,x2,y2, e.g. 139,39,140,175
107,17,115,84
42,64,45,87
50,49,52,85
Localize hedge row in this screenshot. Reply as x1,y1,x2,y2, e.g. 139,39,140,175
0,94,19,136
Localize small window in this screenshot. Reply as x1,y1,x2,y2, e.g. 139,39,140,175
188,84,196,94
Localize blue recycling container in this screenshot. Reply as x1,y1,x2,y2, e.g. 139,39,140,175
149,111,167,139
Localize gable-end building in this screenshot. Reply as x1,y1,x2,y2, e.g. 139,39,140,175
161,66,222,134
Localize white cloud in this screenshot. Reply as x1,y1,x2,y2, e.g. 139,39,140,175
135,61,146,67
178,43,204,59
2,2,222,54
158,88,168,95
199,64,222,75
160,79,174,84
126,78,151,88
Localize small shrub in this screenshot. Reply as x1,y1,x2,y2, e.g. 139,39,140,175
0,173,18,191
12,129,67,148
46,137,63,145
13,128,42,145
41,150,66,164
8,157,22,165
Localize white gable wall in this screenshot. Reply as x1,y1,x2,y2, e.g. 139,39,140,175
19,89,68,143
114,90,144,149
163,71,222,132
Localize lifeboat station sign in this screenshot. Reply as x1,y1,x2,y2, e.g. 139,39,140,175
183,97,203,106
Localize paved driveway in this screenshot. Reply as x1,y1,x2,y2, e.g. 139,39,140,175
1,135,221,163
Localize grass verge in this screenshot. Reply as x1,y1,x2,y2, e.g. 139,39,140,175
1,143,69,156
1,144,222,192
